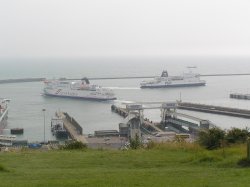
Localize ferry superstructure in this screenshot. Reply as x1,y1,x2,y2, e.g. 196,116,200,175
43,78,116,101
140,68,206,88
0,99,10,132
51,118,68,139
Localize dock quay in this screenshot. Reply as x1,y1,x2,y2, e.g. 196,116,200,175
55,111,87,144
230,93,250,100
86,136,126,149
55,111,130,149
178,102,250,118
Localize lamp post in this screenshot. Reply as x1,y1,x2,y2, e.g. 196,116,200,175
42,109,46,143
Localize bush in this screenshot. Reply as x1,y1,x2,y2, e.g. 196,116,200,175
146,141,158,149
226,128,249,144
198,128,225,150
61,141,87,150
173,135,186,143
0,164,8,172
130,134,142,149
237,158,250,167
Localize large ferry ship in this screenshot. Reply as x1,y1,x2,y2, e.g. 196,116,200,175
43,78,116,101
0,99,10,132
140,68,206,88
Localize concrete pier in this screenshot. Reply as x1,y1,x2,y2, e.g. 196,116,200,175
178,102,250,118
56,112,87,144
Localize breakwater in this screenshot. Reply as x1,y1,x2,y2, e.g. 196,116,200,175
72,73,250,80
0,78,45,84
0,73,250,84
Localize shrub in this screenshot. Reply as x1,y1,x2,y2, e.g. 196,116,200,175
226,128,249,144
237,158,250,167
146,141,158,149
61,141,87,150
0,164,8,172
130,134,142,149
198,128,225,150
173,135,186,143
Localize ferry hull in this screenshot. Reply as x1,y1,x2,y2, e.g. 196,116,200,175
43,79,117,101
44,93,117,101
141,82,206,88
140,69,206,89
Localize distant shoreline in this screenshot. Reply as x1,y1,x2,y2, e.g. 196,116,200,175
0,73,250,84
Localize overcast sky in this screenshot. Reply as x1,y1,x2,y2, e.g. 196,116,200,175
1,0,250,58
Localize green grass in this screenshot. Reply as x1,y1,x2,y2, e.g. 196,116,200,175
0,143,249,187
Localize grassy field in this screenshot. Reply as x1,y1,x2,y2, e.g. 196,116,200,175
0,143,249,187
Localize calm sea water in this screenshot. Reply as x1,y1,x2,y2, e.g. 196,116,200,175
1,57,250,141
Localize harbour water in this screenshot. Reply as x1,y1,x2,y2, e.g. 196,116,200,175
1,57,250,141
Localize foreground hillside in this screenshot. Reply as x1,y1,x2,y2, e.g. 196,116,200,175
0,143,249,187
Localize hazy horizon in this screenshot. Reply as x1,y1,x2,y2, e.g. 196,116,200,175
0,57,250,79
1,0,250,58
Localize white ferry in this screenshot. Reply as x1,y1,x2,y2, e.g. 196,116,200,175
140,67,206,88
43,78,116,101
0,99,10,132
